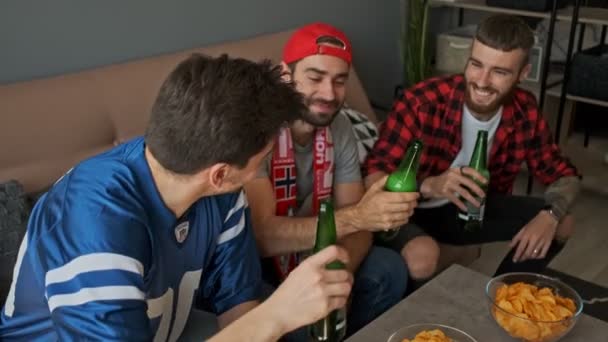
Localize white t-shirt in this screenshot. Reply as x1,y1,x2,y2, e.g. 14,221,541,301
419,105,502,208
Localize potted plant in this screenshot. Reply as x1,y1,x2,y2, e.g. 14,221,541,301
401,0,431,86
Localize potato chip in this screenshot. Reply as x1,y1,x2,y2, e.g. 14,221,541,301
401,329,453,342
491,282,577,341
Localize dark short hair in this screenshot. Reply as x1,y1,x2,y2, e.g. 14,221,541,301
475,14,534,61
145,54,304,174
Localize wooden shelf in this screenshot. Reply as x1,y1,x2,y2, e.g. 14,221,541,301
546,82,608,108
428,0,551,19
558,6,608,26
519,74,608,108
429,0,608,26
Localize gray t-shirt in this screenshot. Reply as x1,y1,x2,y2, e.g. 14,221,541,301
258,112,361,216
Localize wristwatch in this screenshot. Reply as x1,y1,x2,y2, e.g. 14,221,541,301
542,204,563,223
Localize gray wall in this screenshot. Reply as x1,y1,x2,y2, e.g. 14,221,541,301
0,0,403,108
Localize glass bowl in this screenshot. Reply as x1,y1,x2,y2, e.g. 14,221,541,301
486,272,583,342
387,323,477,342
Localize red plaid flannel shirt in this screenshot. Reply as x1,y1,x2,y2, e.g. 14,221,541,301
363,75,578,194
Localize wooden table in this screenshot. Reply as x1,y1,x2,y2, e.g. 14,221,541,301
347,264,608,341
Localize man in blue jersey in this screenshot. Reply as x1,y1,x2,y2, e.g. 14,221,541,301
0,54,353,342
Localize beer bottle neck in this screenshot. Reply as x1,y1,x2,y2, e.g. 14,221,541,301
315,201,337,250
470,131,488,170
396,141,422,172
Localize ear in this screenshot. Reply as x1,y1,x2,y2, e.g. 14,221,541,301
519,63,532,83
207,163,230,190
280,61,292,82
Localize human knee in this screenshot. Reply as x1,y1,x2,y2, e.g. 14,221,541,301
401,236,440,280
355,247,407,299
555,214,574,242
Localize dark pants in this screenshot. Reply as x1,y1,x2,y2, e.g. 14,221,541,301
378,194,565,276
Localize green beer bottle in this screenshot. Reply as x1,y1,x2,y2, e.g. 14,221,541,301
458,130,490,231
376,139,423,242
310,200,346,342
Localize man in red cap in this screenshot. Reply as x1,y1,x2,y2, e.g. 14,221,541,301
244,23,418,337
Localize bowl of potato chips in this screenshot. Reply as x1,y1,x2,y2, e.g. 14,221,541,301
486,273,583,342
387,323,477,342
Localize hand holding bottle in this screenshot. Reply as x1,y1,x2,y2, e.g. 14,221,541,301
353,175,419,231
420,166,487,211
264,245,352,336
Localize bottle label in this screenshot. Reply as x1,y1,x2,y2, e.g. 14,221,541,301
459,197,486,222
310,308,346,341
336,309,346,331
467,201,481,221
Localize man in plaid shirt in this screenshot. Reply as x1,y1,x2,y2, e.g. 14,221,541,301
363,14,580,282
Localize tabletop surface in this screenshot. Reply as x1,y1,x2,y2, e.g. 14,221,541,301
346,264,608,342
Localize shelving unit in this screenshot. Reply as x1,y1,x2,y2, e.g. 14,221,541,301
424,0,608,192
427,0,607,142
429,0,608,25
546,82,608,108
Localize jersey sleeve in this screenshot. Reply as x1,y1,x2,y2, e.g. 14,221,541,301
34,193,154,341
199,190,263,315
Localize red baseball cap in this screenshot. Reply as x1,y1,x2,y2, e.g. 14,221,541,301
282,22,352,65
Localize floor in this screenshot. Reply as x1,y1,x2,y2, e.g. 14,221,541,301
469,133,608,287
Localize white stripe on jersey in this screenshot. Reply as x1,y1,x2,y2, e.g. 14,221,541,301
147,288,174,342
45,253,144,287
47,285,145,312
224,191,248,223
4,232,29,317
217,213,245,245
168,270,202,342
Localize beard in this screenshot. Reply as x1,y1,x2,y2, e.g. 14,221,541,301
300,96,342,127
464,81,516,117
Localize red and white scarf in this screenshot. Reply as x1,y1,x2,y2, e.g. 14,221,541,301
270,126,334,281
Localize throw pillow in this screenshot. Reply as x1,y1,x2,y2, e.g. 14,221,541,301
340,106,379,165
0,180,30,302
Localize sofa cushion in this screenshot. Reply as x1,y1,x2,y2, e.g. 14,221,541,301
0,180,30,301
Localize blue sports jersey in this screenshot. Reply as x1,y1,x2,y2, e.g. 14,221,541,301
0,137,262,341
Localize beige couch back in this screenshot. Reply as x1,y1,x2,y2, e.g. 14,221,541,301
0,30,375,194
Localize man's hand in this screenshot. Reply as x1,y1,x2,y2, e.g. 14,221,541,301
420,167,487,211
263,246,353,334
510,211,559,262
350,175,419,231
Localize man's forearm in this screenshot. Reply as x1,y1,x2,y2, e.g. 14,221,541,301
217,301,259,330
255,215,317,257
256,212,359,257
544,176,581,220
208,303,285,342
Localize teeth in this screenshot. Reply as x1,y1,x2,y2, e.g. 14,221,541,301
474,88,492,96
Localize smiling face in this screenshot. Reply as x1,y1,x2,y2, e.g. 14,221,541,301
289,53,350,127
464,39,531,118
